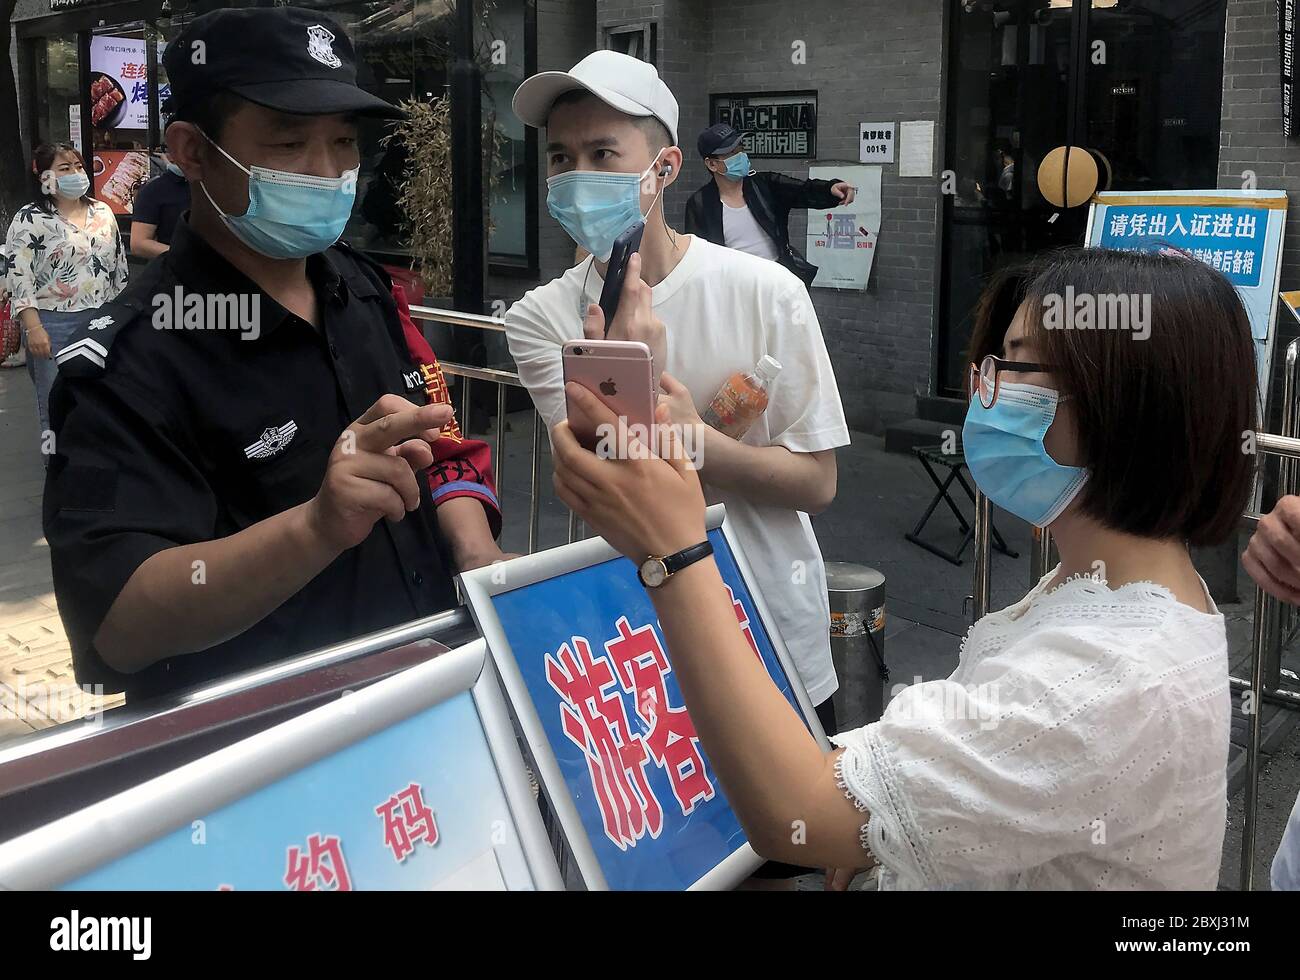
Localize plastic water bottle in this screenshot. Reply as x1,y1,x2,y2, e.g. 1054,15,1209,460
701,355,783,440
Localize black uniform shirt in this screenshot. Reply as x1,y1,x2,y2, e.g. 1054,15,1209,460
44,218,459,703
131,170,191,246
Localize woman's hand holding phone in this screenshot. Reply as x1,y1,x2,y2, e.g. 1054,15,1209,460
582,252,666,380
552,384,706,564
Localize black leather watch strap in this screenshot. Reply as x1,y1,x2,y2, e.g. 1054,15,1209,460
662,540,714,576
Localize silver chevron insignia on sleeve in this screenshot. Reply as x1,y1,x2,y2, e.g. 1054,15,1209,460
54,338,109,370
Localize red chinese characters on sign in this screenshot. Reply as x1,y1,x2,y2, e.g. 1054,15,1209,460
727,584,763,663
547,607,749,851
375,782,440,863
284,833,352,891
546,636,662,851
604,617,714,817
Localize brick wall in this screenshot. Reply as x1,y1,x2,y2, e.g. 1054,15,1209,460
591,0,946,431
1220,0,1300,426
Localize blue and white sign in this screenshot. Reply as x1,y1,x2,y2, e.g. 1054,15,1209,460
460,505,826,891
1087,190,1288,405
0,641,562,891
1098,206,1267,288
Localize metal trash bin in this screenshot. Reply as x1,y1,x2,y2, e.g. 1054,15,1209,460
826,562,889,734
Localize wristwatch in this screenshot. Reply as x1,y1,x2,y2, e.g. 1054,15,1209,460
637,540,714,589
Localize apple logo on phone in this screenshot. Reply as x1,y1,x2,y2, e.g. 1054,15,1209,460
600,378,618,396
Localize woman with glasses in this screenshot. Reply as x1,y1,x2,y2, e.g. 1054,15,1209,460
550,246,1257,889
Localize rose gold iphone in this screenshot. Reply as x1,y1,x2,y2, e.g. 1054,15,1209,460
562,339,657,446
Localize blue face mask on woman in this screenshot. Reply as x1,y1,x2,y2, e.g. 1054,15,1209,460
962,380,1088,528
197,131,357,260
723,151,751,179
55,172,90,200
546,149,667,262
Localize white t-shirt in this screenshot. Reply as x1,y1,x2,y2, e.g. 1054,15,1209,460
505,236,850,705
1274,792,1300,890
722,202,781,262
832,570,1230,890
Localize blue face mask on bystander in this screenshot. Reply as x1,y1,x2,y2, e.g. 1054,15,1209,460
962,379,1088,528
55,172,90,200
546,148,667,262
723,151,751,179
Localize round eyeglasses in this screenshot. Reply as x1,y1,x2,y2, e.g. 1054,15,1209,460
968,354,1054,410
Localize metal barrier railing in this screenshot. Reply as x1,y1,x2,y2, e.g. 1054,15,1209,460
407,305,582,552
969,372,1300,891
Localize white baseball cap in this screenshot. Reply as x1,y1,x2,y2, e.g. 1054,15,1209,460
512,50,679,145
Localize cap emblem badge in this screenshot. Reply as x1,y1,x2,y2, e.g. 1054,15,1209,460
306,25,342,69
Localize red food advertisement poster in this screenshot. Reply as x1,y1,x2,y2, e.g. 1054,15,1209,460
93,151,150,215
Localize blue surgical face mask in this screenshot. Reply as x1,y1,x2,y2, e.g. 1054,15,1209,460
166,162,185,178
962,380,1088,528
197,130,357,259
724,151,751,179
55,172,90,200
546,149,667,262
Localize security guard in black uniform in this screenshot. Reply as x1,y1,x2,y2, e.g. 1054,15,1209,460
45,7,505,704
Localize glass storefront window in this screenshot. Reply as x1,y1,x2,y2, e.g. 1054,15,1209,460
19,0,535,270
31,36,80,150
311,0,533,266
335,0,450,255
483,0,528,263
937,0,1227,397
1084,0,1226,192
88,26,163,216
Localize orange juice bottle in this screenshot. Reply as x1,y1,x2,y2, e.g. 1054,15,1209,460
702,355,783,440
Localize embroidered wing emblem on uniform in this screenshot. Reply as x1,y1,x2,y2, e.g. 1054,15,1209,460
244,421,298,460
306,25,342,68
88,315,114,331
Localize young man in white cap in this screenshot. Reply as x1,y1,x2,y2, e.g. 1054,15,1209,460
505,51,850,753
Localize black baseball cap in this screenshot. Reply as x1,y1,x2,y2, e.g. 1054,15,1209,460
698,123,747,159
161,7,402,120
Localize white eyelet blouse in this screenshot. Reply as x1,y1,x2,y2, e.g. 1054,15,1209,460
830,569,1230,890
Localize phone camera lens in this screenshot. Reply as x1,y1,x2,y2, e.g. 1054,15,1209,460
574,347,585,356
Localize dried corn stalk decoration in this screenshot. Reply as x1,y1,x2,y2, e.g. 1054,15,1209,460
385,97,505,298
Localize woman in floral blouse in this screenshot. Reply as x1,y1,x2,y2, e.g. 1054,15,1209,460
3,142,128,452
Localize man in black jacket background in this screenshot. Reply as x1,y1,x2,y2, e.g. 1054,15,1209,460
684,123,856,288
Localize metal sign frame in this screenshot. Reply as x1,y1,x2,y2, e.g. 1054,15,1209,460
0,639,563,891
458,502,828,891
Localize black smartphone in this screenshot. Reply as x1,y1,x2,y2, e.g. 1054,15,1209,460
597,220,646,336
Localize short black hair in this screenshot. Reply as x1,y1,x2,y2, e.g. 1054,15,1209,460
548,89,674,155
968,248,1258,546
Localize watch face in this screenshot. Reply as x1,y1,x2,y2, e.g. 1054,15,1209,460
640,559,668,588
